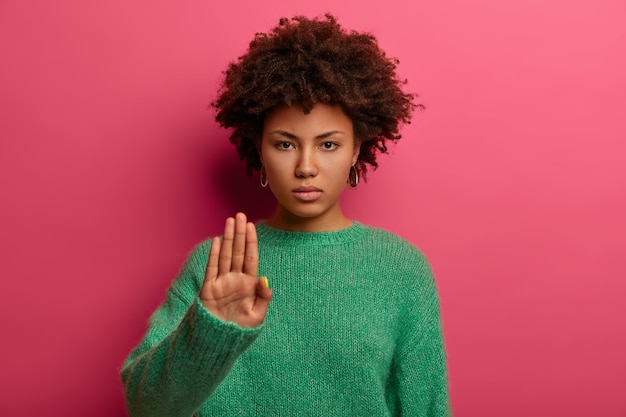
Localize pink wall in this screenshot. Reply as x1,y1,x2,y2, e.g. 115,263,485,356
1,1,625,415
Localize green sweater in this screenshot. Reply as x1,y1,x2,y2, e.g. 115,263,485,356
121,222,451,416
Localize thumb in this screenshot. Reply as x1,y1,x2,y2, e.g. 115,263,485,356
254,276,272,314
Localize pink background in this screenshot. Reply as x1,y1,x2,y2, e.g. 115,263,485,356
1,0,625,416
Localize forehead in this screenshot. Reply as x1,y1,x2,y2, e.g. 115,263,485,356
263,103,353,135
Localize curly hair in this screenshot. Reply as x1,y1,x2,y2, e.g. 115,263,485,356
212,14,419,179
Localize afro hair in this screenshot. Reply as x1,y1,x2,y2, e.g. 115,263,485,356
212,14,420,179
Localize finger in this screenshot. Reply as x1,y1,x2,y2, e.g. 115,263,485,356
253,276,272,315
205,236,221,283
243,222,258,277
230,212,247,272
218,217,235,275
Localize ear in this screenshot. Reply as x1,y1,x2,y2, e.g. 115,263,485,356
351,139,361,166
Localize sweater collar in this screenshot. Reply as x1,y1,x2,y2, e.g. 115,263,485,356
255,221,367,246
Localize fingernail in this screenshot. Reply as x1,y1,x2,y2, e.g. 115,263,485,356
263,277,269,288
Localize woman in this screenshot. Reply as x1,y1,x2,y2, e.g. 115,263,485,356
121,14,451,416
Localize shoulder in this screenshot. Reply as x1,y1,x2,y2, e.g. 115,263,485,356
356,223,435,287
168,237,214,298
183,237,213,270
357,224,440,310
359,223,430,266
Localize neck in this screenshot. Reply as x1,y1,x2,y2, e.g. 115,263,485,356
265,206,353,232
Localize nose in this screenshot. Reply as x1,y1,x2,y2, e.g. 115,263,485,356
295,148,318,178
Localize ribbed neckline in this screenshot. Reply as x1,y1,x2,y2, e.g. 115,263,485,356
255,221,367,246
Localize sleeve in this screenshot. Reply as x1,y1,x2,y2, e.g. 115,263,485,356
120,241,264,417
388,249,452,417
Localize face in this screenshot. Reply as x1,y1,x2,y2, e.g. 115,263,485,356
260,103,359,231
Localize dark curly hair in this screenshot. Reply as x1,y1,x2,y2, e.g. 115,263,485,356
212,14,419,179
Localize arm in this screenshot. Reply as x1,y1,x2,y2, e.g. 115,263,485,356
121,213,272,417
390,252,452,416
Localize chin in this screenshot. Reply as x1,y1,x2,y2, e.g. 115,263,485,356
280,202,327,219
289,208,326,220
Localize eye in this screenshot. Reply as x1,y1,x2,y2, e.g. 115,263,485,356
321,141,338,150
276,141,294,150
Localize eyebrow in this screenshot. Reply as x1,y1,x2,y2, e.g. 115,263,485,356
268,130,345,140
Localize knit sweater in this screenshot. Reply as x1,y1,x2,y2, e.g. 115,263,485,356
121,221,451,417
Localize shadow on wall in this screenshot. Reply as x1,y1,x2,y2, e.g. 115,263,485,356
208,145,275,223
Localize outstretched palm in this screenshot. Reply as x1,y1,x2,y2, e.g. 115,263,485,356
200,213,272,328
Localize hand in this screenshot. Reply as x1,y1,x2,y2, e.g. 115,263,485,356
200,212,272,328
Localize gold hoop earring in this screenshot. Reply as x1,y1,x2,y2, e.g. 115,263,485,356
260,165,268,188
347,165,359,189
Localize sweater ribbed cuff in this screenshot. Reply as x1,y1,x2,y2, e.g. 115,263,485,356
181,297,264,374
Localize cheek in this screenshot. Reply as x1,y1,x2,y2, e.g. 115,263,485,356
323,161,352,185
336,152,356,169
264,157,290,181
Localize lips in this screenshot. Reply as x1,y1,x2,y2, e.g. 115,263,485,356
292,186,322,202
